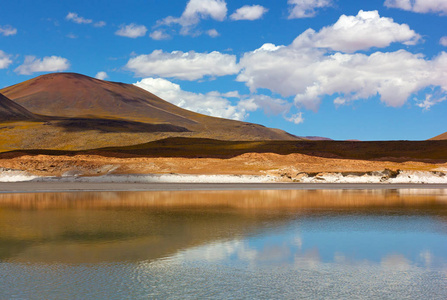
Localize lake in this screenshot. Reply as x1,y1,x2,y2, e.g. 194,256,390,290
1,189,447,299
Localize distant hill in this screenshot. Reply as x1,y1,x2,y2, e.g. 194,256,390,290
0,73,299,151
302,136,333,141
429,132,447,140
0,93,38,121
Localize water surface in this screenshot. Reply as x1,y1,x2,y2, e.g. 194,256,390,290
1,189,447,299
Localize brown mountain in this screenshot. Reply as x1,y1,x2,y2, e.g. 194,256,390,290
1,73,296,139
0,93,38,121
429,132,447,140
0,73,298,151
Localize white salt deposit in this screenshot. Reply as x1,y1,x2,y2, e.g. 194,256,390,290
0,169,38,182
0,169,446,184
389,171,447,184
296,171,447,184
34,174,277,184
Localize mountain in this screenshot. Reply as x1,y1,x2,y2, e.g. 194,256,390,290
429,132,447,140
1,73,296,140
0,93,38,121
0,73,298,151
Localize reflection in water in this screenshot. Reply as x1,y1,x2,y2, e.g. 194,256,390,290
1,189,447,298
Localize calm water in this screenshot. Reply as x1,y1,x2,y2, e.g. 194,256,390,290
1,189,447,299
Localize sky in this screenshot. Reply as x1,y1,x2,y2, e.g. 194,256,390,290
0,0,446,141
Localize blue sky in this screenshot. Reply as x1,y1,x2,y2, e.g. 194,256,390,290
1,0,446,140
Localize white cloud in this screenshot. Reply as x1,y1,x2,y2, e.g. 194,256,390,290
159,0,227,35
0,50,12,69
230,5,268,21
293,10,421,53
416,93,447,110
440,36,447,46
385,0,447,15
65,12,105,27
14,56,70,75
286,112,305,124
134,78,294,122
115,23,147,38
238,44,447,111
237,94,292,116
95,71,108,80
236,10,442,111
384,0,412,10
134,77,248,120
150,30,170,40
125,50,239,80
65,12,92,24
0,25,17,36
94,21,106,28
288,0,332,19
206,29,219,37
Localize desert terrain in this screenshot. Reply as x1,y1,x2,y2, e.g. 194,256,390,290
0,138,446,182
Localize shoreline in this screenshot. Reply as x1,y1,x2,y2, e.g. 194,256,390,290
1,181,447,193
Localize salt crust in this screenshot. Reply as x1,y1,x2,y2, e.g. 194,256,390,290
0,169,446,184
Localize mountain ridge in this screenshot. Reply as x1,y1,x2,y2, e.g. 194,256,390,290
0,93,39,121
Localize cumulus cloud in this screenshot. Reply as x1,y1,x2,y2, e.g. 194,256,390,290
125,50,239,80
65,12,92,24
239,43,447,111
95,71,108,80
206,29,219,37
134,77,248,120
0,50,12,69
230,5,268,21
134,77,293,121
115,23,148,38
239,38,447,110
293,10,421,53
440,36,447,47
0,25,17,36
159,0,227,35
128,9,446,122
288,0,332,19
150,30,170,40
14,56,70,75
236,10,439,111
385,0,447,15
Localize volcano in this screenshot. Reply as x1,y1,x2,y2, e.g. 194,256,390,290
0,73,299,151
0,73,297,141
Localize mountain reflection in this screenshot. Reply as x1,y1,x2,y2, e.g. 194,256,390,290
0,189,446,264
